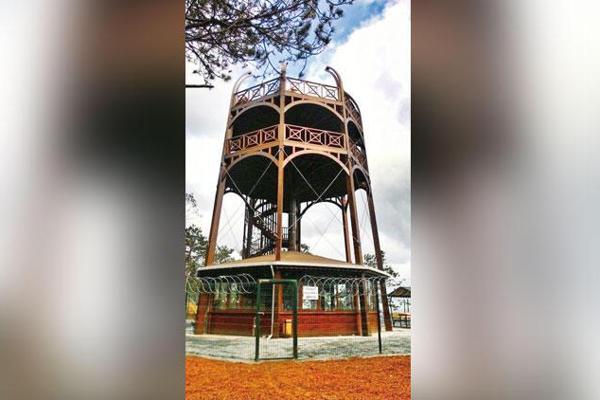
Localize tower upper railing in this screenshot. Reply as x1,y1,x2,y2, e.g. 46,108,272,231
232,76,362,129
285,77,340,101
233,77,280,106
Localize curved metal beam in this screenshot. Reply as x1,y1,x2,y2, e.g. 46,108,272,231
351,164,371,188
283,100,346,125
325,66,344,90
299,198,343,218
347,118,364,136
223,188,247,203
283,149,350,175
229,102,281,128
225,151,279,174
232,72,252,96
344,92,363,116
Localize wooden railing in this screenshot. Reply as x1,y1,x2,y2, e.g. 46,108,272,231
227,124,367,171
233,77,347,107
226,125,278,154
285,124,345,149
227,124,349,155
345,95,362,126
349,139,368,170
233,78,280,107
285,78,340,101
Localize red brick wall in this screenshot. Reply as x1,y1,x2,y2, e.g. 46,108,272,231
204,310,379,337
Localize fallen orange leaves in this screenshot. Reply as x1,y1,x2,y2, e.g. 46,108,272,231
186,355,410,400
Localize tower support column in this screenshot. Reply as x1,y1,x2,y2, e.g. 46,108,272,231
335,62,370,336
275,66,286,260
295,201,302,250
342,196,352,263
243,201,254,258
194,293,213,334
275,153,284,260
345,175,363,264
367,191,393,331
358,275,371,336
346,173,370,335
271,270,284,338
205,170,226,265
353,285,363,335
288,196,298,251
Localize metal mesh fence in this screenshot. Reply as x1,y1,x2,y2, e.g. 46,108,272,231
254,280,298,360
185,274,410,361
296,275,384,359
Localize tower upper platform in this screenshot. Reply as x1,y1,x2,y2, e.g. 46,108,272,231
221,71,371,206
203,67,385,272
231,75,363,132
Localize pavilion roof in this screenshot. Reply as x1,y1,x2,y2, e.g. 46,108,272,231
198,250,389,277
388,286,411,298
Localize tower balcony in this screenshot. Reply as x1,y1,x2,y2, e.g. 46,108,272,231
344,94,363,128
231,77,363,130
226,125,279,154
225,123,368,172
284,124,347,151
226,124,347,154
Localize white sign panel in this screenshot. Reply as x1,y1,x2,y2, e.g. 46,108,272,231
303,286,319,301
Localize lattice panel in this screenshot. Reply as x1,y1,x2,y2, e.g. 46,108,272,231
226,125,279,154
233,78,280,107
286,78,340,101
345,97,363,127
308,130,323,144
285,125,345,149
349,139,369,171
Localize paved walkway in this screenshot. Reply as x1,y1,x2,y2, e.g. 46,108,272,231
186,329,411,361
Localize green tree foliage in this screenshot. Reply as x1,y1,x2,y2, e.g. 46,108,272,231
185,0,354,83
363,250,403,286
215,245,236,264
185,193,237,273
185,223,238,271
185,223,208,306
185,193,205,276
185,225,208,275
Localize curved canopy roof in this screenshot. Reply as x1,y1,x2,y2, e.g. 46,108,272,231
388,286,411,298
198,251,389,277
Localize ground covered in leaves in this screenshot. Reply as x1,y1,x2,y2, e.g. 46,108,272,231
186,355,410,400
186,329,411,361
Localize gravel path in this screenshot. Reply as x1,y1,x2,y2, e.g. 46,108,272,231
186,329,411,361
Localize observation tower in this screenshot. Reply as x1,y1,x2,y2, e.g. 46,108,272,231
195,66,393,337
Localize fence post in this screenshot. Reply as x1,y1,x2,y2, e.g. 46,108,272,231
255,281,262,361
292,280,298,359
375,282,383,354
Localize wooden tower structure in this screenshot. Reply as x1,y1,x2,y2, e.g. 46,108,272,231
195,66,393,336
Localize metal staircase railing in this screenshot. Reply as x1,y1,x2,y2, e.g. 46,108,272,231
242,202,290,258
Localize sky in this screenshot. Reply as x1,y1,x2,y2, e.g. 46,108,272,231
186,0,411,284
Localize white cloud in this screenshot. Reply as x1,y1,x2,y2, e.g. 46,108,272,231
354,0,389,5
305,0,411,281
